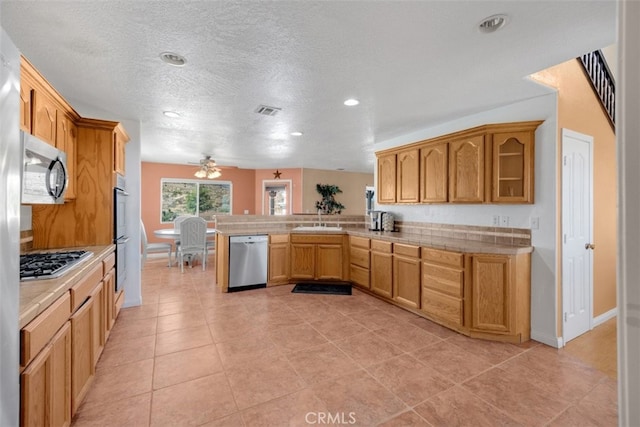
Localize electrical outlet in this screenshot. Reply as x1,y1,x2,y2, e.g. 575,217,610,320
244,209,249,214
492,215,500,226
530,216,540,230
500,215,509,227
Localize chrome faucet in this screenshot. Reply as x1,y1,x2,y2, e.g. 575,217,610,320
317,209,323,227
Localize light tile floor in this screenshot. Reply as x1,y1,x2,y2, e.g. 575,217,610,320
72,257,618,426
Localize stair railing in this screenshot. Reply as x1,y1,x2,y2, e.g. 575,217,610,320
578,50,615,128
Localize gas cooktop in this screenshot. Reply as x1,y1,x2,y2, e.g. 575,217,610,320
20,250,93,281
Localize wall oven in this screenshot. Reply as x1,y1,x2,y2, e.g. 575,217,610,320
114,177,129,293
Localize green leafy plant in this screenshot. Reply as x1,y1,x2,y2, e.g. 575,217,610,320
315,184,345,214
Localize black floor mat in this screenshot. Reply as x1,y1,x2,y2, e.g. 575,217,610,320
292,282,352,295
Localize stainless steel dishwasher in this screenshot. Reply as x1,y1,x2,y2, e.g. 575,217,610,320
228,235,269,292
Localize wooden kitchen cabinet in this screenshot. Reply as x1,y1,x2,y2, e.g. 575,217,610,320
420,142,448,203
392,243,421,309
349,236,370,289
469,253,531,342
103,269,116,339
290,234,346,281
377,153,397,204
113,125,127,175
90,281,105,365
56,114,78,201
449,134,485,203
21,321,72,427
396,148,420,203
32,89,58,147
491,130,535,203
421,248,466,329
20,78,33,132
370,240,393,299
268,234,290,285
70,295,95,416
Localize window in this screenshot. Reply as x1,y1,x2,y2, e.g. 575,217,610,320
161,179,232,222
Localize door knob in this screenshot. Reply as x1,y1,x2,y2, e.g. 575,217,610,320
585,243,596,250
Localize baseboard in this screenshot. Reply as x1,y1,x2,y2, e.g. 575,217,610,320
593,307,617,327
531,330,563,348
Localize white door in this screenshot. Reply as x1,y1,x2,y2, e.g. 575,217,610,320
562,129,594,344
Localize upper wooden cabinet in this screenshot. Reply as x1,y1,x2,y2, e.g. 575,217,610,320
113,126,128,176
420,142,448,203
57,114,78,201
377,153,397,204
375,121,542,205
32,89,58,146
449,135,485,203
396,148,420,203
491,130,535,203
20,78,33,133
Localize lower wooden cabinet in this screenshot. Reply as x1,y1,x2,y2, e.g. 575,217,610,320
268,234,290,285
371,240,393,299
469,253,530,342
91,281,105,365
421,248,466,329
70,295,95,416
21,321,71,427
393,244,421,309
349,236,370,289
290,234,345,281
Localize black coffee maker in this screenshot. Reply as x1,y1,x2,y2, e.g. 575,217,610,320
369,211,386,231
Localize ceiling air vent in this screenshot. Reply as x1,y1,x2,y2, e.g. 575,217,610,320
255,105,282,116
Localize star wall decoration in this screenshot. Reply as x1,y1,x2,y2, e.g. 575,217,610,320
273,170,282,179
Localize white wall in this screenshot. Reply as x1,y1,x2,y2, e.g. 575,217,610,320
373,93,559,345
69,100,143,307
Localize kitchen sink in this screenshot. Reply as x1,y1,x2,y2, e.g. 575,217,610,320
293,226,343,231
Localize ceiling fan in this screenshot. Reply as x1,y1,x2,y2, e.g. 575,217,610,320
189,155,222,179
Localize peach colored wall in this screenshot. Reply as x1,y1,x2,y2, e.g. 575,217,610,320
536,59,617,321
302,169,374,215
254,168,303,214
141,162,255,243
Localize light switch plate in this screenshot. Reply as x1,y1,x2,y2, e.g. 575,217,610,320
492,215,500,226
530,216,540,230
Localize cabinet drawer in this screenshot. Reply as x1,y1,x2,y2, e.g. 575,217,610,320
270,234,289,244
21,292,71,366
422,248,464,268
290,234,343,244
102,252,115,275
422,264,463,297
70,263,103,312
350,264,370,289
371,240,392,253
422,289,462,327
394,243,420,258
350,247,370,269
350,236,370,249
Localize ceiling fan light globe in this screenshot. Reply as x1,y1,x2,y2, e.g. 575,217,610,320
194,169,207,178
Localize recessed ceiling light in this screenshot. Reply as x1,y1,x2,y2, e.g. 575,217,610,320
478,14,508,33
163,111,181,118
344,98,360,106
159,52,187,66
290,131,303,136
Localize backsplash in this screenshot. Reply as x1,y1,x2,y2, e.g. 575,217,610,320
213,215,531,246
214,214,367,232
394,221,531,246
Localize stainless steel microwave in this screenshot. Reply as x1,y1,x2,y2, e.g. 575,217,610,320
21,131,68,204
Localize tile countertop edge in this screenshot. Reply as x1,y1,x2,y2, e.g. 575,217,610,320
216,229,534,255
19,244,115,328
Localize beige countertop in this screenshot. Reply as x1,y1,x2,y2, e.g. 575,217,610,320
216,228,533,255
20,245,115,328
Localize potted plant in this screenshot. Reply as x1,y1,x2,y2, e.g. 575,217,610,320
315,184,345,214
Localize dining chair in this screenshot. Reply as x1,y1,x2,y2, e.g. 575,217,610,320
140,220,173,268
176,217,208,272
173,214,196,263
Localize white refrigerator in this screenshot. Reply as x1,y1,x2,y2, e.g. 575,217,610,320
0,26,21,426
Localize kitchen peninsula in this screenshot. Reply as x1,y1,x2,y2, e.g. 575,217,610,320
214,215,532,344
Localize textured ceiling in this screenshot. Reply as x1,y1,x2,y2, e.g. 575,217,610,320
1,1,616,173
